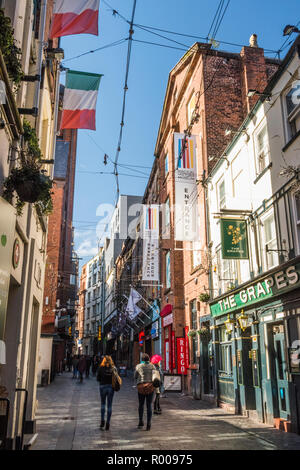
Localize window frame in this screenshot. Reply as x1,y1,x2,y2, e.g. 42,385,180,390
260,211,278,270
255,124,270,175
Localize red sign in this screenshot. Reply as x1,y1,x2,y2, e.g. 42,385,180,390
184,326,189,368
172,330,176,371
177,337,187,375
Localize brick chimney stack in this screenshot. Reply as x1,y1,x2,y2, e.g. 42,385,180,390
240,34,268,115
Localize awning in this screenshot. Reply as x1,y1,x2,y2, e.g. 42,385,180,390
160,304,173,318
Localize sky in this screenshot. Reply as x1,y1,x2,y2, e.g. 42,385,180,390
58,0,300,267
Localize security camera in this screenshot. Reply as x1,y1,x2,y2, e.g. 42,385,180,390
0,118,5,130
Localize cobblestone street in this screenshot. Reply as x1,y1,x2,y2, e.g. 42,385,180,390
32,373,300,451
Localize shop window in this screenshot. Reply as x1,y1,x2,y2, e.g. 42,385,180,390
255,126,269,174
219,326,233,376
285,82,300,140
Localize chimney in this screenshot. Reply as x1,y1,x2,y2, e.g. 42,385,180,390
240,34,268,116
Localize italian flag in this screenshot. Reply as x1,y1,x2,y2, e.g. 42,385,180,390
50,0,100,39
61,70,103,130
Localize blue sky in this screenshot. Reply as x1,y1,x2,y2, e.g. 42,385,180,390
59,0,300,265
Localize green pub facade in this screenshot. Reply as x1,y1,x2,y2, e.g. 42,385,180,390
209,258,300,433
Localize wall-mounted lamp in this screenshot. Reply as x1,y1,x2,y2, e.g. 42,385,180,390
237,309,248,331
224,314,235,333
225,128,250,141
45,47,65,61
247,89,271,101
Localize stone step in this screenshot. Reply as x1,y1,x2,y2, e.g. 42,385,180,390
23,433,38,451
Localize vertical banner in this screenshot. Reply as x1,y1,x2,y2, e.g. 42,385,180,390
165,339,170,371
177,337,187,375
172,330,176,371
220,219,249,259
174,133,199,241
184,326,190,369
142,205,159,281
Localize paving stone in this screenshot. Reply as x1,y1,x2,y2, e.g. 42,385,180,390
32,372,300,450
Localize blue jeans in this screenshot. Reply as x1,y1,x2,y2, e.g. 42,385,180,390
138,392,154,424
100,385,114,424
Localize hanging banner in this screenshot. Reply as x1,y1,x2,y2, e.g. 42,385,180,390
220,219,249,259
142,205,159,281
172,330,176,371
174,133,198,241
177,337,187,375
61,70,103,130
184,326,190,369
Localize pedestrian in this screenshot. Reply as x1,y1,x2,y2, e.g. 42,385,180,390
77,355,86,383
85,355,91,378
72,355,79,379
151,355,163,415
97,355,118,431
134,353,156,431
92,355,98,376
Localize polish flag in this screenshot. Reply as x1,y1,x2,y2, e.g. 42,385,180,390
61,70,103,130
50,0,100,39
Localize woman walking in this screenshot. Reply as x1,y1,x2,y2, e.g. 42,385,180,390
134,353,156,431
97,355,116,431
151,355,163,414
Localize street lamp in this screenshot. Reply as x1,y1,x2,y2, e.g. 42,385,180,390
247,89,271,101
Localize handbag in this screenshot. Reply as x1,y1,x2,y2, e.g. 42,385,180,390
112,367,122,392
137,382,154,395
152,369,161,388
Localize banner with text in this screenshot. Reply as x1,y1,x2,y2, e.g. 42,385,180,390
174,133,198,241
142,205,159,281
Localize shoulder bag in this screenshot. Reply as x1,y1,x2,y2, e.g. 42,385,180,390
112,367,122,392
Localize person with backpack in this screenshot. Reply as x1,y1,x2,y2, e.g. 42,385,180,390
134,353,156,431
97,355,121,431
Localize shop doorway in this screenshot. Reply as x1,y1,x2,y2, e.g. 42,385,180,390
272,324,290,420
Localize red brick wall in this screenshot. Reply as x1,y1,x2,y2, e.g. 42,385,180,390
42,182,65,333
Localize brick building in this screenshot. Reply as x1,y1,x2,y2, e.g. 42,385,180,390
153,37,280,392
40,86,78,382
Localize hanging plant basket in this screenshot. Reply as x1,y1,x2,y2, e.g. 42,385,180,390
199,292,210,303
197,327,211,340
3,164,53,216
187,329,197,338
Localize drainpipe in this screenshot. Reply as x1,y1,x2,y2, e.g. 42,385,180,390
49,63,61,178
33,0,47,122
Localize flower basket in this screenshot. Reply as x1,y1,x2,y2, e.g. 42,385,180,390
199,292,210,303
3,164,53,215
197,327,211,340
187,329,197,338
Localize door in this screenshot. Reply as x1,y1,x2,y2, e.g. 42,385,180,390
273,330,290,420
